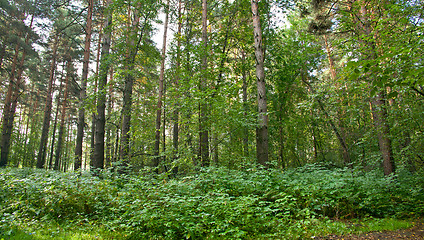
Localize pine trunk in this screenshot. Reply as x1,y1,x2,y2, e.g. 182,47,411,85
48,67,65,169
75,0,93,171
153,0,169,171
0,43,20,167
0,15,33,167
36,33,59,169
54,60,71,170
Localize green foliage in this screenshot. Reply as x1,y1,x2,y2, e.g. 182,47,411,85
1,166,423,239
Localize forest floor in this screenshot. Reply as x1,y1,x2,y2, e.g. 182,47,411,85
316,221,424,239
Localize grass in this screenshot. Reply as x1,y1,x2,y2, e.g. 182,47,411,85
0,220,124,240
0,217,416,239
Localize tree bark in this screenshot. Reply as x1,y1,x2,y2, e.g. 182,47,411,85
48,65,65,169
54,59,71,170
93,0,112,170
153,0,169,171
359,2,395,175
120,5,145,169
90,28,102,169
241,50,249,157
0,15,33,167
323,34,351,166
251,0,268,167
172,0,182,175
36,32,60,169
75,0,93,171
199,0,210,167
0,43,20,167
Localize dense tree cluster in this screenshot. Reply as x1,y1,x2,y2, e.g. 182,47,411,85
0,0,423,175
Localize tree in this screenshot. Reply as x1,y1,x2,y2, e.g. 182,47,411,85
54,56,72,170
153,0,170,171
93,0,112,170
251,0,269,167
75,0,94,171
199,0,210,167
36,31,60,169
0,4,37,167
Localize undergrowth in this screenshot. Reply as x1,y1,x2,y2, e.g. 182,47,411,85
1,164,423,239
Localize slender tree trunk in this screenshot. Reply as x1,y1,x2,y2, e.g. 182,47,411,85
251,0,268,167
199,0,209,167
153,0,169,171
301,75,350,166
172,0,182,175
105,69,114,168
91,30,102,168
48,67,65,169
36,32,60,169
93,0,112,170
241,50,249,157
323,34,351,166
75,0,93,171
0,44,5,71
54,59,71,170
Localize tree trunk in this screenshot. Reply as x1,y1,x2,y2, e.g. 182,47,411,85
54,59,71,170
153,0,169,171
93,0,112,170
0,43,20,167
241,50,249,157
199,0,209,167
48,66,65,169
171,0,182,175
105,69,114,168
323,34,351,166
251,0,268,167
371,92,395,175
75,0,93,171
359,2,395,175
0,15,33,167
301,74,350,167
37,33,60,169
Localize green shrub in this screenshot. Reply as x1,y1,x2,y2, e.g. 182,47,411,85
1,165,423,239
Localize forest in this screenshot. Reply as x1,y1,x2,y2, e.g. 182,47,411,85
1,0,424,239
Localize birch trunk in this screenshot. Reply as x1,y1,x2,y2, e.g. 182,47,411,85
251,0,268,166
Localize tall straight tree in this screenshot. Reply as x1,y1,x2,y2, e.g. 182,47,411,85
153,0,170,171
251,0,268,166
93,0,112,170
36,32,60,169
199,0,209,167
0,14,34,167
119,3,141,168
172,0,183,173
75,0,94,171
54,56,72,170
0,43,20,167
48,64,65,169
358,2,394,175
